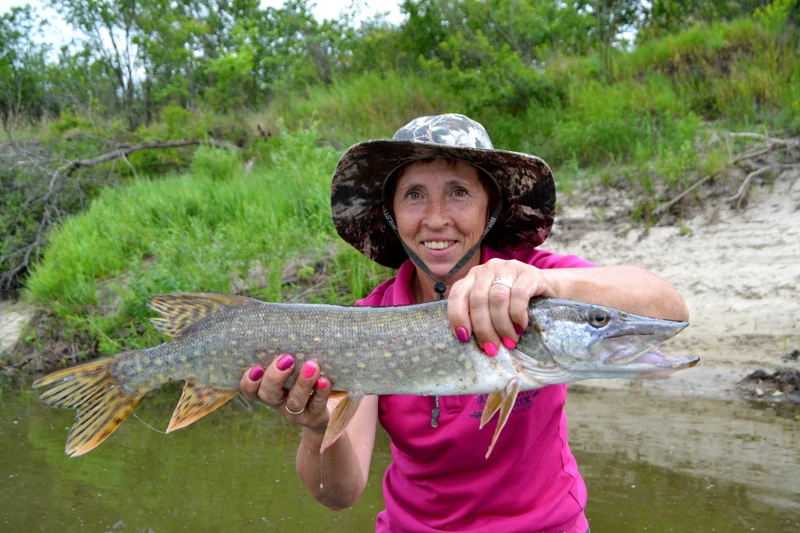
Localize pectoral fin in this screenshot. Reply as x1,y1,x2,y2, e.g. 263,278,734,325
166,379,239,432
482,378,522,459
479,392,503,430
320,392,365,453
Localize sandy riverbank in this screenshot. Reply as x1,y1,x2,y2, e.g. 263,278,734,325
547,169,800,400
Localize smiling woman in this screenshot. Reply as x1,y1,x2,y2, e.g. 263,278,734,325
240,113,689,532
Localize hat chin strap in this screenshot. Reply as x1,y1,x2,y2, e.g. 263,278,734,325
382,202,501,430
382,202,502,302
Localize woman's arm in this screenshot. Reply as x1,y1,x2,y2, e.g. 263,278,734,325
295,395,378,510
447,259,689,354
541,265,689,321
240,358,378,510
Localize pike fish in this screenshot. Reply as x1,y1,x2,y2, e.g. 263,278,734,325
33,292,698,458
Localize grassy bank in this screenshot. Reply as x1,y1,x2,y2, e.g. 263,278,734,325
19,126,391,362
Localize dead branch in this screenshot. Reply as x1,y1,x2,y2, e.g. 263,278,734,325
654,133,798,217
726,132,799,147
1,138,238,294
727,163,800,210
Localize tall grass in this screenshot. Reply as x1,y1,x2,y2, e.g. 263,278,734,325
258,71,456,147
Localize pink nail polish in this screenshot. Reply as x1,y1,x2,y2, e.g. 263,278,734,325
456,327,470,343
514,324,524,335
302,361,318,379
502,337,516,349
249,366,264,381
483,342,498,356
276,354,293,371
316,378,327,390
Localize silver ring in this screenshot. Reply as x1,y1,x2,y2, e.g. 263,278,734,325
491,277,513,289
285,404,305,415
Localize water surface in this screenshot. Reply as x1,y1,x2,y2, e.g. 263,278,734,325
1,383,798,532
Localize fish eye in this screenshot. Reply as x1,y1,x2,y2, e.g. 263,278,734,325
589,308,610,328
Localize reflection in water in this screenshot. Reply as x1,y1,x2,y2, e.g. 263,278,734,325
1,384,798,532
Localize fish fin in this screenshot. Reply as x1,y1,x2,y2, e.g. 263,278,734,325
147,292,260,337
166,379,239,433
484,378,522,459
32,354,149,457
320,392,365,453
479,392,503,429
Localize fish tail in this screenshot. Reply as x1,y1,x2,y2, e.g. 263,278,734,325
32,354,150,457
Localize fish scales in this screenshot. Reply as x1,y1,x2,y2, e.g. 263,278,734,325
114,301,518,396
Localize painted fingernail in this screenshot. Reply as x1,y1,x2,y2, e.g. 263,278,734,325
302,361,318,379
514,323,524,335
249,366,264,381
482,342,498,356
316,378,327,390
502,337,516,349
456,327,470,343
276,354,293,371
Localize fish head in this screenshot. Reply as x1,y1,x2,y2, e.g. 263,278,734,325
516,298,698,379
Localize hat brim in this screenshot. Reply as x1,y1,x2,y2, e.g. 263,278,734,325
331,140,555,269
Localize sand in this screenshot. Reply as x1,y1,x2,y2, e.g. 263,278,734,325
547,169,800,398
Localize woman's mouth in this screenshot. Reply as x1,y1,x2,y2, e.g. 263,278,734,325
423,240,456,250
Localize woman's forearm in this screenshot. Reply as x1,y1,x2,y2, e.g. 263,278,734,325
543,265,689,321
295,396,378,510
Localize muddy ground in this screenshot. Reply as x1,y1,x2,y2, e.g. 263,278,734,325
2,169,799,401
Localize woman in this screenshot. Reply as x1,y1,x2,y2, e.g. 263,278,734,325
241,114,688,532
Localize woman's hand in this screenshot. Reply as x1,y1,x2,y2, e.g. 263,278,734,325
447,258,556,355
240,355,332,435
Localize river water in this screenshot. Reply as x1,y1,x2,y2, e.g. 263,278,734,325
1,383,798,532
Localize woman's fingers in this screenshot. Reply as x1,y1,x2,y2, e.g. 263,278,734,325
283,361,320,416
448,260,552,354
447,276,474,343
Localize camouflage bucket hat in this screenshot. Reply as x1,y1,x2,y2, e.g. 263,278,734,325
330,113,556,269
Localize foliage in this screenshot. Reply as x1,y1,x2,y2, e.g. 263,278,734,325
418,30,556,115
0,6,54,125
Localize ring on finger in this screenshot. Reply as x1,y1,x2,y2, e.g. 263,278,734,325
491,277,513,289
285,404,305,415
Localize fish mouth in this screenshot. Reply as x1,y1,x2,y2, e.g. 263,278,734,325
629,349,700,370
601,319,688,365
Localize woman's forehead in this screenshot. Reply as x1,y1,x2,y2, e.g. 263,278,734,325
395,159,481,185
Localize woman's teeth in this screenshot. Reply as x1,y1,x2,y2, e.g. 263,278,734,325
424,241,454,250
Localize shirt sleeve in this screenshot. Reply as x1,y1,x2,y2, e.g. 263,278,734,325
527,249,596,269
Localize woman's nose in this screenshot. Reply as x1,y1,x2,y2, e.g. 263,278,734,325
423,199,450,227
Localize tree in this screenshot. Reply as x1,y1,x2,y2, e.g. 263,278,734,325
0,6,52,126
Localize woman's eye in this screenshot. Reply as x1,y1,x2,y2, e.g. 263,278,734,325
406,191,421,200
453,188,468,197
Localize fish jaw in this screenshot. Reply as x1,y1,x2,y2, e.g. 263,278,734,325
516,298,696,382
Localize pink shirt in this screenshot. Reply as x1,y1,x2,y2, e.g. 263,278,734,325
356,247,594,533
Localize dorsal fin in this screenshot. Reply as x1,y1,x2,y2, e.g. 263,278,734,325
147,292,260,337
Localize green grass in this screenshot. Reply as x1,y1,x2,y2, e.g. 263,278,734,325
258,71,456,148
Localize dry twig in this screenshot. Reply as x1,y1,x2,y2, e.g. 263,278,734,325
654,132,798,217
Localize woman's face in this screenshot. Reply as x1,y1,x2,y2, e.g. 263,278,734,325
392,159,491,282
